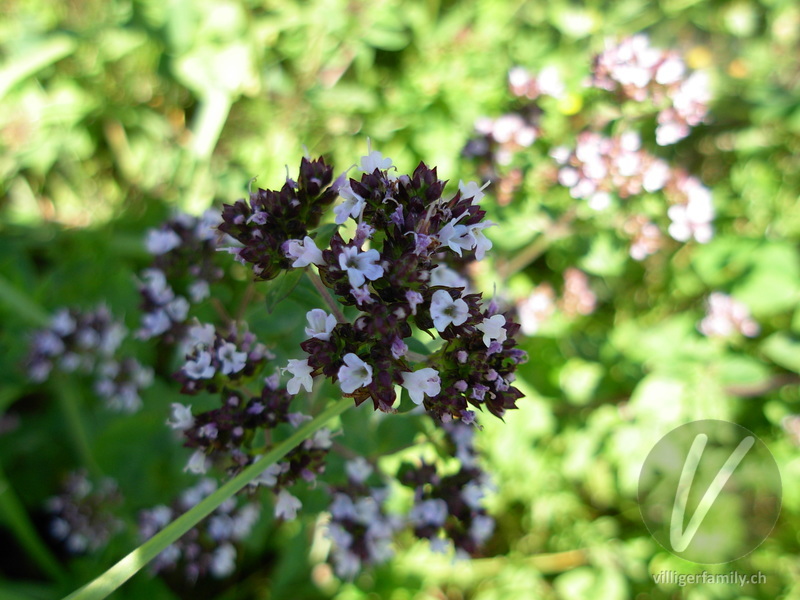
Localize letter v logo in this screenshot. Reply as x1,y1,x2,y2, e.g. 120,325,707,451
669,433,755,552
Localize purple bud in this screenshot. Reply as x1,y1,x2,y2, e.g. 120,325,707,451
390,206,404,226
391,338,408,359
405,291,423,316
471,384,489,401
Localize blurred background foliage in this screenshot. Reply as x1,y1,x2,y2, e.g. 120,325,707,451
1,0,799,598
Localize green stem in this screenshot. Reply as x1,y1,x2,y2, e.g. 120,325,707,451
306,269,347,323
498,208,576,279
62,397,352,600
0,35,76,99
56,383,103,478
0,463,67,583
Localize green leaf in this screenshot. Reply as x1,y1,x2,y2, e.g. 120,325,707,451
559,358,604,406
0,464,66,583
265,268,305,313
761,333,800,374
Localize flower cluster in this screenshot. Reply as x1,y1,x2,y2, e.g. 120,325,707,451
591,35,711,145
169,322,333,516
173,322,272,395
46,470,123,554
137,211,223,342
27,306,125,381
139,479,260,581
516,283,557,336
325,458,402,578
217,157,339,280
324,422,495,577
698,293,760,338
26,306,152,412
554,131,672,209
508,65,566,101
553,131,715,248
463,37,714,262
220,151,526,423
399,421,495,557
94,356,154,413
468,112,540,168
193,149,520,576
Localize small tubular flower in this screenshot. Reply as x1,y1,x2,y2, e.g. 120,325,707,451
283,359,315,395
337,353,373,394
476,315,507,347
430,290,469,332
401,368,441,405
284,236,324,268
338,247,384,288
305,309,336,341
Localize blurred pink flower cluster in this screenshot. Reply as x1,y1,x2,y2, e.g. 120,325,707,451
591,34,711,145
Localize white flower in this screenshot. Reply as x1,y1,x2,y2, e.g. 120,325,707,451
196,209,221,240
436,217,473,256
188,322,216,347
334,182,366,225
275,489,302,520
140,269,174,304
461,481,485,509
51,310,76,336
231,504,260,540
430,265,469,290
146,229,182,255
209,543,236,578
327,522,354,549
166,403,193,430
400,368,441,405
251,462,287,487
188,280,210,303
410,498,448,526
476,314,507,347
332,549,361,579
338,247,384,288
466,221,494,260
184,351,215,379
166,296,189,321
305,309,336,341
283,359,314,395
218,342,247,375
184,450,208,474
337,353,373,394
284,236,324,267
360,149,394,174
345,457,373,484
309,428,333,449
469,515,495,545
429,537,451,554
430,290,469,332
437,218,495,260
458,180,490,203
330,493,357,520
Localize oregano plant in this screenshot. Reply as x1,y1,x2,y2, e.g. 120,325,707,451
28,145,527,598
